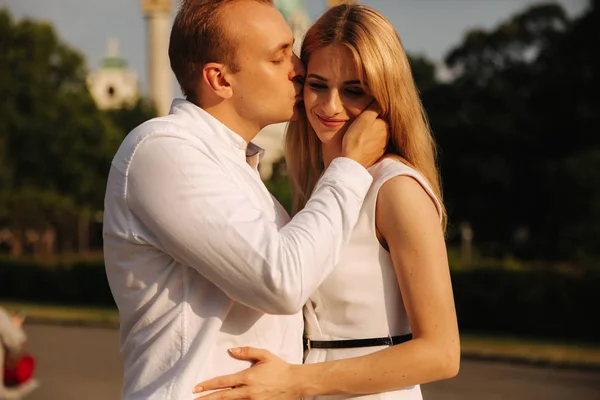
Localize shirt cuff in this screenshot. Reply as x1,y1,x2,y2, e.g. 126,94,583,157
320,157,373,198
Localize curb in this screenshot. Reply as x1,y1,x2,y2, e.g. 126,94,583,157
461,352,600,372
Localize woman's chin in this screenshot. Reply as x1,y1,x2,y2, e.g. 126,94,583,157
315,129,344,145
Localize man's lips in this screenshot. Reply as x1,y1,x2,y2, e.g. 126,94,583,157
317,114,347,128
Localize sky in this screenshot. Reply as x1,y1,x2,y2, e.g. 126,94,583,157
1,0,590,97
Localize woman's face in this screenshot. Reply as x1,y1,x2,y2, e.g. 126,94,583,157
303,45,374,146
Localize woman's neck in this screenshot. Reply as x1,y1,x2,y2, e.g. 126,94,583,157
321,141,343,170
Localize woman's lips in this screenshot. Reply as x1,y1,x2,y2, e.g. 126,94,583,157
317,114,347,128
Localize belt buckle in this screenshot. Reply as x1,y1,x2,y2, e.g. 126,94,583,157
386,334,393,346
306,338,311,351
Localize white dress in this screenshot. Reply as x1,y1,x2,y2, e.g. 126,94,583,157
303,158,442,400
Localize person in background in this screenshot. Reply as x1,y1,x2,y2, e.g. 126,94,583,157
0,307,38,399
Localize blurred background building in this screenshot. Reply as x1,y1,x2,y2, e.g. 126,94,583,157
87,37,140,110
141,0,173,117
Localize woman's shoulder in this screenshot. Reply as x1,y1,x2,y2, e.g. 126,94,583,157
369,156,424,185
370,156,442,221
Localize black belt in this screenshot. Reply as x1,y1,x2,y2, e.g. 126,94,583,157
304,334,412,351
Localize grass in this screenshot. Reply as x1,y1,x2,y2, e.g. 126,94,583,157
2,301,599,368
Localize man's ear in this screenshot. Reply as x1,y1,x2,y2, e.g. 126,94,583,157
202,63,233,99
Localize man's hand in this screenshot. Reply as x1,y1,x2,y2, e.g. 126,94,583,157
193,347,302,400
342,101,389,168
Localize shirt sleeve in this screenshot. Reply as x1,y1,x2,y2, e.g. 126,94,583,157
126,135,372,315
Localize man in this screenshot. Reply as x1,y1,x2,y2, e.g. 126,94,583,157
103,0,387,399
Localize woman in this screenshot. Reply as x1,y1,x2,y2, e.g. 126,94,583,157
194,4,459,399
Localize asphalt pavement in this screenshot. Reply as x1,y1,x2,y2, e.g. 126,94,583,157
19,324,600,400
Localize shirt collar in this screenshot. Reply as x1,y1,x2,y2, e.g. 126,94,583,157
169,98,265,161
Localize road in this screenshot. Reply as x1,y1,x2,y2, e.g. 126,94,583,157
19,324,600,400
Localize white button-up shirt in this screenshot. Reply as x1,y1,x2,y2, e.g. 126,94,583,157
103,99,373,400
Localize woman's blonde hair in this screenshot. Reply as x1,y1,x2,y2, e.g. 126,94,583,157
285,4,447,229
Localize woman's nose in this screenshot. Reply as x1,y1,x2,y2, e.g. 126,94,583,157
321,91,343,117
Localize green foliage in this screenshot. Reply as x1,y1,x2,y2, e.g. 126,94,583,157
445,4,569,84
264,160,293,214
407,54,437,93
104,98,157,139
452,268,600,343
0,9,158,255
0,258,114,307
424,2,600,262
0,188,77,230
0,8,121,222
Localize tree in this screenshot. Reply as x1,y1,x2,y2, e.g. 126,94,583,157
527,0,600,261
0,8,122,254
408,54,438,93
427,2,600,262
105,98,157,139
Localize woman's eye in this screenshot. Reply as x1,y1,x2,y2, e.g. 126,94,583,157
308,83,327,90
345,88,365,96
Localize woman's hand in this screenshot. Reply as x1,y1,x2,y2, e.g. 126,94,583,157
193,347,304,400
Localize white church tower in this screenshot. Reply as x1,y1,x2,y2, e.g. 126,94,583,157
141,0,174,116
87,37,139,110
